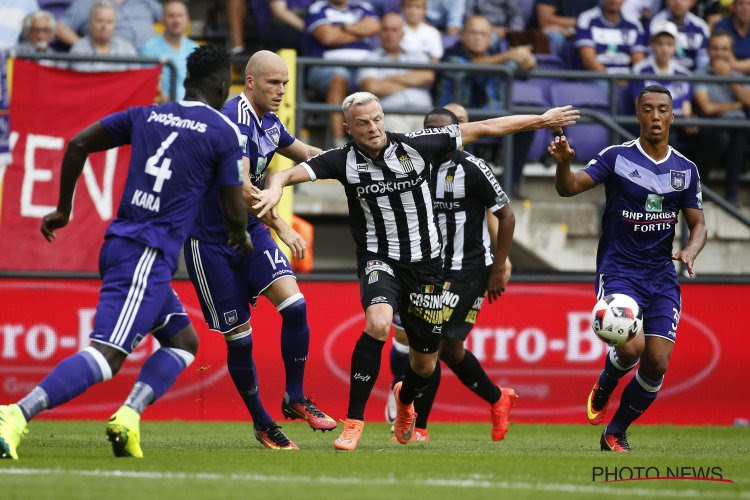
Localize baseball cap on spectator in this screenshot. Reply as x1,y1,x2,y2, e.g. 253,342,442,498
650,20,679,41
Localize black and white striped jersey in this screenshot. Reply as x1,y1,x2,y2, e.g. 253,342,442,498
432,150,509,271
301,126,462,263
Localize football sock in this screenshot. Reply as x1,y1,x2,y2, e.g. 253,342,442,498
399,365,432,405
389,338,410,387
20,347,113,420
346,332,385,421
128,347,195,413
277,293,308,403
449,350,501,404
599,348,639,394
606,369,663,435
414,362,441,429
226,333,274,429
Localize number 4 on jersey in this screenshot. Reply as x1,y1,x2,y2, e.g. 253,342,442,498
145,132,178,193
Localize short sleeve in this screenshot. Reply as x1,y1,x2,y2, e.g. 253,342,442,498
100,108,138,146
215,124,244,187
682,164,703,210
575,13,594,48
402,124,462,163
278,121,295,148
582,147,615,184
465,155,509,213
300,148,346,182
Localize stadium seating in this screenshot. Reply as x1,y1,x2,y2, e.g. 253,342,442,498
512,81,552,162
549,82,610,163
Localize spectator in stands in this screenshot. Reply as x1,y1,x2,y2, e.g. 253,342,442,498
358,12,434,131
268,0,314,51
140,0,197,102
16,10,57,54
427,0,466,35
57,0,160,50
536,0,597,57
715,0,750,72
631,21,694,115
305,0,380,146
693,29,750,205
435,14,535,198
650,0,710,71
0,0,39,50
693,0,722,28
576,0,647,75
401,0,443,61
622,0,660,25
69,0,137,71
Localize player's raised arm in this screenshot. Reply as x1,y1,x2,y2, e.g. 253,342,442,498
459,106,579,147
252,164,313,218
548,135,597,197
672,207,707,278
41,122,115,242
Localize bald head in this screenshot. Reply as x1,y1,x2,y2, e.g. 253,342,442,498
245,50,286,79
244,50,289,114
444,103,468,124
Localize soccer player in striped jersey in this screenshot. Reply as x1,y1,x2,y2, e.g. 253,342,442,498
0,45,251,460
402,107,518,442
184,50,335,450
549,85,707,452
253,91,579,450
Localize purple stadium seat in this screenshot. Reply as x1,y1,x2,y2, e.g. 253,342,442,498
549,82,610,163
512,81,552,162
534,54,565,70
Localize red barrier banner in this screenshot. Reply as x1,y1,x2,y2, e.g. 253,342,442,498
0,278,746,425
0,60,160,271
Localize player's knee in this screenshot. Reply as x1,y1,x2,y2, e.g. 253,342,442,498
411,355,437,377
439,340,464,366
640,351,669,379
277,293,307,323
163,325,199,356
364,309,392,340
90,342,127,375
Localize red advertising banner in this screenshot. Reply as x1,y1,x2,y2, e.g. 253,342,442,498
0,278,746,425
0,60,160,271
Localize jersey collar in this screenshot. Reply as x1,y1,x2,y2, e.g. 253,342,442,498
636,137,673,164
240,91,263,127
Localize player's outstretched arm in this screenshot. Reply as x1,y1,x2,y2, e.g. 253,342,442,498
279,139,323,164
41,122,115,242
672,207,707,278
487,204,515,304
548,135,596,197
459,106,579,147
252,165,312,218
220,184,253,253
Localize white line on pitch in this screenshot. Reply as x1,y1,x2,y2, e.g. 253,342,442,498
0,468,746,498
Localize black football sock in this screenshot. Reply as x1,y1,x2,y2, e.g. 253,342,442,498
346,332,385,421
414,362,441,429
399,365,432,405
449,349,501,404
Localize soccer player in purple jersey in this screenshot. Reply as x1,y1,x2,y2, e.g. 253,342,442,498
253,92,578,450
0,45,251,460
549,84,707,452
184,50,335,450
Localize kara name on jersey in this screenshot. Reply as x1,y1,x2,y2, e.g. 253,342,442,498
147,111,208,133
131,188,160,212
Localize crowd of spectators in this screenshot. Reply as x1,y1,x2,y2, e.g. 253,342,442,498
2,0,749,203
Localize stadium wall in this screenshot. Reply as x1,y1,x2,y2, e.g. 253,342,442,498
0,278,746,425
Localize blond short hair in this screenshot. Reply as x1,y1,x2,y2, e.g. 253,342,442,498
342,92,381,116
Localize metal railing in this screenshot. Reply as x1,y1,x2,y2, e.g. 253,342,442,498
12,52,178,101
295,56,750,228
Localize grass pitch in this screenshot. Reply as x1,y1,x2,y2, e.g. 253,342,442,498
1,421,748,499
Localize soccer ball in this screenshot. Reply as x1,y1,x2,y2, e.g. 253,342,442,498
591,294,643,346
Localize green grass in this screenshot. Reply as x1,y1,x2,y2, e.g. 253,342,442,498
2,421,749,499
